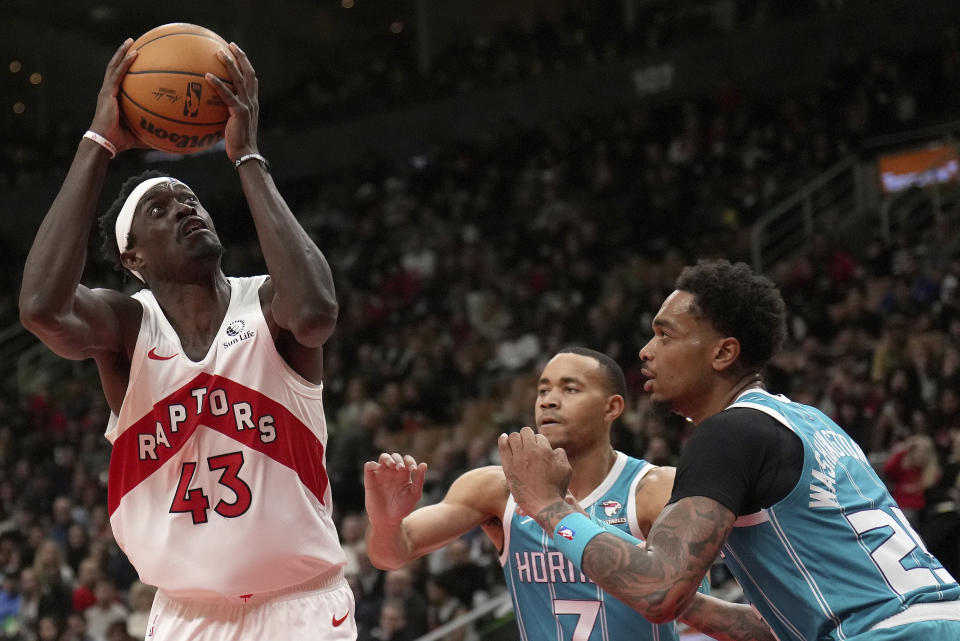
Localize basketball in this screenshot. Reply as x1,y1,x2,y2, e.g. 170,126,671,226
119,23,232,154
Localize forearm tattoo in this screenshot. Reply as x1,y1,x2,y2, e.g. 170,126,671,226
532,500,576,531
680,598,774,641
580,497,736,621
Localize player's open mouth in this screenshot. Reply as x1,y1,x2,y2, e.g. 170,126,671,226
180,218,207,238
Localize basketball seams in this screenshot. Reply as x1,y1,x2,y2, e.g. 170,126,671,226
125,70,232,85
133,31,230,53
119,89,228,127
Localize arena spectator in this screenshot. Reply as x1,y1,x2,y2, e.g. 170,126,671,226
884,434,943,527
425,573,471,641
366,599,413,641
84,579,127,641
70,558,100,614
62,611,93,641
123,581,156,641
0,572,20,632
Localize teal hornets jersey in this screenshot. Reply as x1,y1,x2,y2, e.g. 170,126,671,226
500,452,679,641
722,390,960,641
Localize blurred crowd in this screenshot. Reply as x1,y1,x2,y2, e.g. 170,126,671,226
1,4,960,641
0,0,921,192
269,0,838,129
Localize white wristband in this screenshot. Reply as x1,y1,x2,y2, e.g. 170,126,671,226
82,130,117,159
234,153,270,172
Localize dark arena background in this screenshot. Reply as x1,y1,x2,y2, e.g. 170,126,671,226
3,1,960,640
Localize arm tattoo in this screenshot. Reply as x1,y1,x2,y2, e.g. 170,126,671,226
680,596,774,641
580,496,736,622
533,500,576,532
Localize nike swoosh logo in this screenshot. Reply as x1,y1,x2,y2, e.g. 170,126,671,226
332,612,349,627
147,347,177,361
520,517,534,525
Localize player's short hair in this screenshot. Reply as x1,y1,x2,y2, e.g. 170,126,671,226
97,169,168,275
555,346,627,399
675,259,787,372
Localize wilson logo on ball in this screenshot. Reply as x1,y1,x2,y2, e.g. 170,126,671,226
136,117,223,151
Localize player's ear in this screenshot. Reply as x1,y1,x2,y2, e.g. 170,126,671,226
605,394,625,423
712,337,741,371
120,249,144,275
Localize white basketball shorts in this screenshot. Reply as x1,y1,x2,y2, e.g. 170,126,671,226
143,569,356,641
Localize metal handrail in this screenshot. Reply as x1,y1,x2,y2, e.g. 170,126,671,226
862,119,960,151
751,156,860,273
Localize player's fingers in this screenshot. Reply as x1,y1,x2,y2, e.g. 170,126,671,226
552,447,570,468
402,454,418,471
497,432,512,457
411,463,428,492
229,43,257,83
377,452,396,467
519,425,537,445
106,38,133,71
107,49,139,95
204,73,238,106
102,39,134,90
117,48,139,75
389,452,406,468
215,49,244,92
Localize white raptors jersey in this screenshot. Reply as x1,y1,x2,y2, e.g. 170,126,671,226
105,276,346,598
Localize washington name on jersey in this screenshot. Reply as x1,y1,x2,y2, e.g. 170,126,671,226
723,390,960,641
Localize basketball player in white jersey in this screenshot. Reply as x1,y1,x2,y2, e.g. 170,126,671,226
19,40,355,640
365,347,774,641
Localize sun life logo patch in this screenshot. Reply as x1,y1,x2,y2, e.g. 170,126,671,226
226,320,246,336
223,319,255,349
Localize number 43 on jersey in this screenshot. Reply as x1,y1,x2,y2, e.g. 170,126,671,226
170,452,252,524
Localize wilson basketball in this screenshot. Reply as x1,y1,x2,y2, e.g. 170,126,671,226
120,23,232,154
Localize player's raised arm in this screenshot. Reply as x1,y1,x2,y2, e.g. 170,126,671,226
365,456,506,571
205,44,337,349
19,39,142,360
